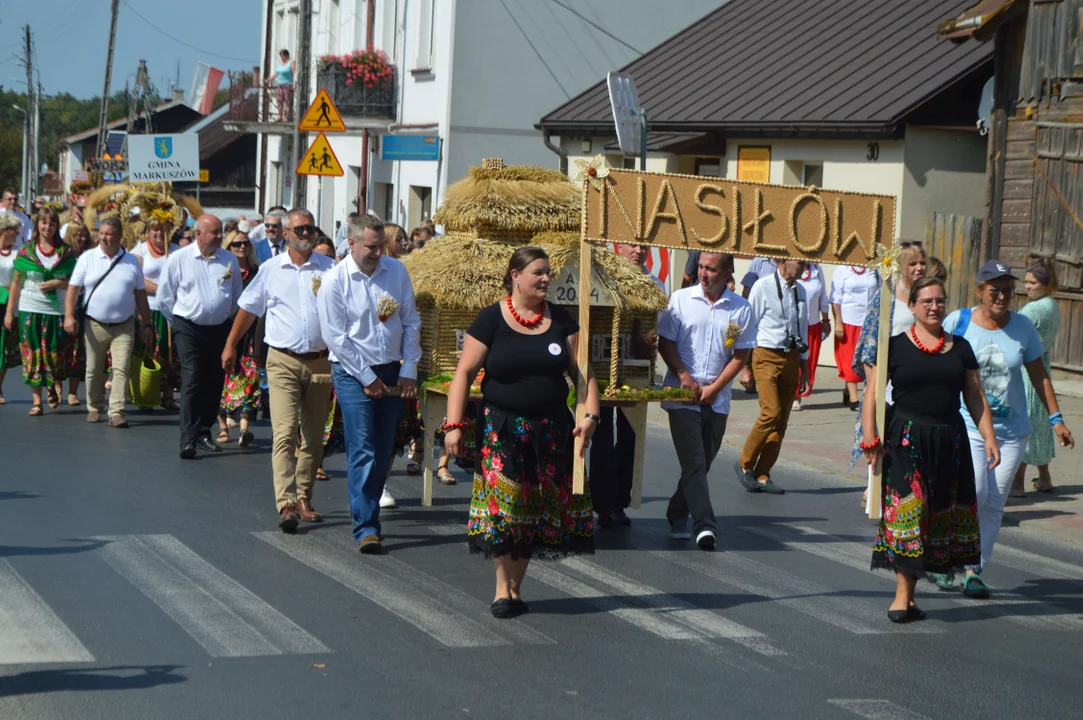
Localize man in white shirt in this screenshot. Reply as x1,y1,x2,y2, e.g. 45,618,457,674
158,214,244,458
63,217,153,427
317,214,422,554
223,208,335,533
0,188,33,245
591,242,664,529
736,259,811,495
658,252,754,549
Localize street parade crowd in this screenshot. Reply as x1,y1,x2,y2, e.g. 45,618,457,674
0,181,1076,623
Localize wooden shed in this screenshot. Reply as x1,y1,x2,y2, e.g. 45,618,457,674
941,0,1083,374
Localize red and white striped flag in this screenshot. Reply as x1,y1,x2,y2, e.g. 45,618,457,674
187,62,225,115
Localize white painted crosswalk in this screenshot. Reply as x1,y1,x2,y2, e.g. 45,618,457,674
1,523,1081,670
0,559,94,665
93,534,329,658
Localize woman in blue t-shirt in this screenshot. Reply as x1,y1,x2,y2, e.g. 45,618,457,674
941,261,1075,598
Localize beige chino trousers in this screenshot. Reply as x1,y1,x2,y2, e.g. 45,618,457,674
85,318,134,417
266,348,332,511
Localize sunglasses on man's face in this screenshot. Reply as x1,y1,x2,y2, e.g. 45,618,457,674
987,287,1014,300
288,224,318,236
265,223,282,230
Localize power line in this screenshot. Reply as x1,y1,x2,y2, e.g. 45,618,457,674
545,0,643,55
500,0,570,99
119,0,257,64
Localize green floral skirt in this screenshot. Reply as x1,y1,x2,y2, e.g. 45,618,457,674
0,302,20,369
219,330,262,419
467,404,594,560
19,312,71,387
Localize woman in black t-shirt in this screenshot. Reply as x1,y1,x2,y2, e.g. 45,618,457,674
445,247,601,619
860,277,999,623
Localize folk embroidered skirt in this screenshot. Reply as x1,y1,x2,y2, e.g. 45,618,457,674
219,330,262,419
18,311,71,387
468,404,594,560
0,302,20,369
872,408,981,577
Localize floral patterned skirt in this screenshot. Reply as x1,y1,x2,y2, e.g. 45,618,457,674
468,404,594,560
0,302,20,369
19,312,71,387
136,310,180,391
872,408,981,577
219,331,262,419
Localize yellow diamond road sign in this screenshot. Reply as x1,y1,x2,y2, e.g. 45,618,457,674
298,89,346,133
296,133,345,177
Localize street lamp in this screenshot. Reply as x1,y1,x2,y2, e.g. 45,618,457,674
11,105,28,205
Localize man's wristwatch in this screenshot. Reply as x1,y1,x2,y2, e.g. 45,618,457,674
585,413,601,423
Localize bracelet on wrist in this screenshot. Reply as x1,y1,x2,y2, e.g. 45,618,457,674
585,412,601,424
859,436,881,451
442,421,468,432
1049,412,1065,427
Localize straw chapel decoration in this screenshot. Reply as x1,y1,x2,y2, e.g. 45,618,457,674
403,158,668,393
85,182,202,249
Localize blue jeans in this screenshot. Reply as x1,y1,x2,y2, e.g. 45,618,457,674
331,362,405,541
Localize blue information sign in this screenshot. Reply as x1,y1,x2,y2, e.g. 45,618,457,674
382,135,440,161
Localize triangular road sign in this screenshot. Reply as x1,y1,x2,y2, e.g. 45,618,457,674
296,133,345,176
298,89,346,132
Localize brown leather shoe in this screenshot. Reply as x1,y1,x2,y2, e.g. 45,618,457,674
110,414,129,428
86,410,101,423
295,497,322,523
278,506,299,533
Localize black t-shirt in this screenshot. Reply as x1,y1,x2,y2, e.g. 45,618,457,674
467,301,578,417
888,332,979,423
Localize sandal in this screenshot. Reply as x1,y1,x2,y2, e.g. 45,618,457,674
28,404,43,417
217,429,231,444
238,429,254,448
1031,479,1055,494
406,460,422,475
437,464,457,485
67,393,81,407
316,468,329,482
46,387,59,409
0,393,5,405
160,399,179,412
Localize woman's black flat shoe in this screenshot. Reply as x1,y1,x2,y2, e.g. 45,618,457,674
512,598,529,615
887,609,912,624
907,606,926,621
490,598,516,619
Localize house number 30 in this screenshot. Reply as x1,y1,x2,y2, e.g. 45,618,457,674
866,142,880,161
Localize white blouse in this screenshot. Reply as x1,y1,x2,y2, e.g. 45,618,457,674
132,241,180,311
830,266,880,326
796,263,829,325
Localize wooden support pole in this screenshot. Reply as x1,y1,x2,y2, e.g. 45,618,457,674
867,279,893,519
572,239,592,495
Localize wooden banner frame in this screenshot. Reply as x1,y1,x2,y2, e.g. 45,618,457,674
572,167,896,519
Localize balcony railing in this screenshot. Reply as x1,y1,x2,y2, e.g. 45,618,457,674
227,73,294,125
316,64,396,119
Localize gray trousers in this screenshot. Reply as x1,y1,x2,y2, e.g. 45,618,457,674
667,408,729,534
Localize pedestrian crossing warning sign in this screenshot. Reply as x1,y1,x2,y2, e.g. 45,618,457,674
297,89,346,132
296,133,344,176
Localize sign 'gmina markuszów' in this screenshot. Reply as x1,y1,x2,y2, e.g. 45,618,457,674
127,135,200,182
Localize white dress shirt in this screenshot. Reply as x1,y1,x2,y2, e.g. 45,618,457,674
829,265,880,326
657,285,755,414
131,241,180,311
796,263,829,325
317,254,422,386
239,250,335,353
69,247,145,323
156,242,243,326
747,270,810,359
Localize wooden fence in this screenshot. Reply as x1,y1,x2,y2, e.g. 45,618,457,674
923,212,983,314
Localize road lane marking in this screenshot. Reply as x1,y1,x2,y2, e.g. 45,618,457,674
94,535,329,658
0,559,94,665
745,525,1083,631
828,699,930,719
255,532,553,648
652,550,942,635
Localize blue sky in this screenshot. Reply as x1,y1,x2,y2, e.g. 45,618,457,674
0,0,261,98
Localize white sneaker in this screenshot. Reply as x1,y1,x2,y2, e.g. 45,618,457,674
696,529,716,550
379,486,397,509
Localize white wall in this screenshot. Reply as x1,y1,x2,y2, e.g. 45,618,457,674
899,125,987,239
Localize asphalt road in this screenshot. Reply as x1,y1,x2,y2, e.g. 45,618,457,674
2,385,1082,720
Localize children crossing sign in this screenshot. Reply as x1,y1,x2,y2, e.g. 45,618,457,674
296,133,344,176
297,89,347,133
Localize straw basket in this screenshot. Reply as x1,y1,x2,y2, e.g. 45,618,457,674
129,354,162,408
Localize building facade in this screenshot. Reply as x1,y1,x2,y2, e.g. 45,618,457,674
236,0,724,235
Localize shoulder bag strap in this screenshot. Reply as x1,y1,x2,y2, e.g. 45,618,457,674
955,307,972,337
80,249,126,323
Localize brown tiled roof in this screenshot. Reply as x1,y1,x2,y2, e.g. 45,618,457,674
539,0,993,136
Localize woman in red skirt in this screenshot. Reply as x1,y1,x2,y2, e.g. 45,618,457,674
831,265,880,410
793,262,830,410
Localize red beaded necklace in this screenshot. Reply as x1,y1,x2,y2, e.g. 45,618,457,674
851,266,867,275
910,325,945,355
36,241,57,258
0,246,12,257
507,295,545,328
146,241,166,258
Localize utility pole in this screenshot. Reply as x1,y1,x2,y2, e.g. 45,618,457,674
292,0,313,208
95,0,121,166
33,82,42,198
24,25,34,200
